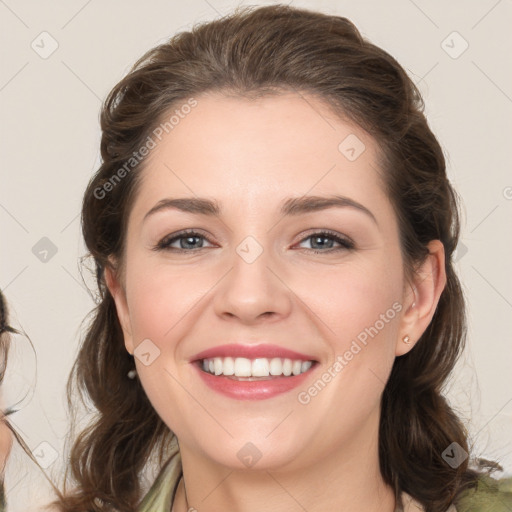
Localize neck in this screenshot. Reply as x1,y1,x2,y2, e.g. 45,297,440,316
172,411,396,512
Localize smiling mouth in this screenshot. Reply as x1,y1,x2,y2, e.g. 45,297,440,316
198,356,316,379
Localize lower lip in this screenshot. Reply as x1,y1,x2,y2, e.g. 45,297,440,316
194,362,316,400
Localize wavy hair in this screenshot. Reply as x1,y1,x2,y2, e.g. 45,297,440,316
1,290,64,510
58,5,488,511
0,290,11,512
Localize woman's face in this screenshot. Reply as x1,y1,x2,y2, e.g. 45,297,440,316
111,91,419,471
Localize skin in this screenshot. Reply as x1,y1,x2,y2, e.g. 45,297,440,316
0,402,12,507
1,338,11,510
107,91,446,512
0,418,10,475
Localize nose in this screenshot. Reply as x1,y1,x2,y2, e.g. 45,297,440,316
212,237,293,325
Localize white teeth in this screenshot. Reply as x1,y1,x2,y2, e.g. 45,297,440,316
269,358,282,376
200,356,314,377
301,361,312,372
223,356,235,376
292,360,302,375
234,357,252,377
252,358,270,377
214,357,223,376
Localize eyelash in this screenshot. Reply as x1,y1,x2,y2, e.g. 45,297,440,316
154,229,355,254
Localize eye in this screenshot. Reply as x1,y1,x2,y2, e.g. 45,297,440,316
154,230,215,252
295,230,354,253
154,229,354,254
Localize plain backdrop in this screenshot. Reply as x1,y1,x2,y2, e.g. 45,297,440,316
1,0,511,509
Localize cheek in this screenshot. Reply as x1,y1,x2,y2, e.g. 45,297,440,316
297,257,403,349
290,254,403,418
291,263,403,437
125,258,210,345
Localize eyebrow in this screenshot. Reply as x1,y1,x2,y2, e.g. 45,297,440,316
143,194,377,225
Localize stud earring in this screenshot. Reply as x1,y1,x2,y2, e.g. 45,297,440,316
127,351,136,378
402,335,411,344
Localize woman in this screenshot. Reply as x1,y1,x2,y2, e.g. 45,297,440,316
57,5,512,512
0,290,63,511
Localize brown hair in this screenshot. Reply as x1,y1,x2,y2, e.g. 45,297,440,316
0,290,19,512
0,291,9,512
58,4,486,511
0,291,12,388
1,290,65,509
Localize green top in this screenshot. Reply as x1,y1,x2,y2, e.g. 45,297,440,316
137,442,512,512
0,483,5,512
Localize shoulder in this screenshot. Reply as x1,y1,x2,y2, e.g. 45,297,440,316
137,439,183,512
455,474,512,512
400,475,512,512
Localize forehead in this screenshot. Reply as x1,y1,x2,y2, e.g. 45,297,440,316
130,91,392,224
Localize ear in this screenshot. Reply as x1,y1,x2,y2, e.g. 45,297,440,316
396,240,447,356
104,261,134,355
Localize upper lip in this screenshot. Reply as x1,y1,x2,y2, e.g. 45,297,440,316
190,344,317,362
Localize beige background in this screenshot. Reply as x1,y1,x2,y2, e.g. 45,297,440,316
1,0,511,509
